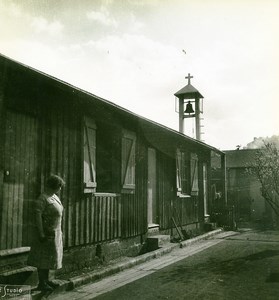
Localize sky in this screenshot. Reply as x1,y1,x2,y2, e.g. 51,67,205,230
0,0,278,150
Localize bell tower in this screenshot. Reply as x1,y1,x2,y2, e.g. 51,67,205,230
174,73,204,140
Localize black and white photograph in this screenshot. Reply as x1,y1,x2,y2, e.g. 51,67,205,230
0,1,278,299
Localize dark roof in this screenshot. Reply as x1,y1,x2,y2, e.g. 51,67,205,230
224,149,260,168
0,53,222,155
174,83,204,99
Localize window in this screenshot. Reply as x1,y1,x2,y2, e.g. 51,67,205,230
96,124,120,193
83,117,120,193
121,130,136,191
83,117,97,193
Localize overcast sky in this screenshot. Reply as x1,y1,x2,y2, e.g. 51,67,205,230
0,0,278,150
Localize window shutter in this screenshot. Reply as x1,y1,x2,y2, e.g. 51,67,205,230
177,149,190,195
122,130,136,189
176,150,182,192
191,153,199,195
84,117,97,193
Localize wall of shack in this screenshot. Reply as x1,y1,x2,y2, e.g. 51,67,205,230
0,56,215,259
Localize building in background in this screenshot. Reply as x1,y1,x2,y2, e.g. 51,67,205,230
225,149,269,225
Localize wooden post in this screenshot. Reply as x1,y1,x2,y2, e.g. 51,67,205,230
0,58,7,184
171,217,184,240
0,57,7,248
179,97,184,134
195,97,201,141
221,153,227,206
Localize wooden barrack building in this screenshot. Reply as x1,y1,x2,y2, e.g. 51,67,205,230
0,54,226,276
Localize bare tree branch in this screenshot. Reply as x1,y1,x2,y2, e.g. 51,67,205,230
250,141,279,218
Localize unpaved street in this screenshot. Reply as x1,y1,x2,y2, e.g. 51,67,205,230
54,230,279,300
95,230,279,300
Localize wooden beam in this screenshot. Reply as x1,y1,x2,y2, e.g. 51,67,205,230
171,217,184,240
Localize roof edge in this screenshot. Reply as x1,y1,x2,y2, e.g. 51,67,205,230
0,53,223,155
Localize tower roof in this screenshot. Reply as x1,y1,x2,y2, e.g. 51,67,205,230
174,73,204,99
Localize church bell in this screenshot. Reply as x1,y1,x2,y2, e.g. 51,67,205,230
184,101,194,114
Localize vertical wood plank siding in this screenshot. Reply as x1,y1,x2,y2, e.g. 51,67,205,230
0,60,5,248
48,116,149,245
157,151,175,229
122,134,148,238
173,195,199,226
47,102,127,247
157,151,199,229
77,193,121,243
0,60,212,253
121,193,135,238
47,103,81,248
1,102,200,251
0,110,38,249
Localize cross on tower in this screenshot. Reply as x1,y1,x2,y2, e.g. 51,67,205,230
185,73,193,85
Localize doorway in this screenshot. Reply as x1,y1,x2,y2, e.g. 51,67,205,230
203,162,209,217
147,148,157,227
0,110,39,249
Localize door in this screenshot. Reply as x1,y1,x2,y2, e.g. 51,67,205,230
147,148,157,226
203,163,209,216
0,110,39,249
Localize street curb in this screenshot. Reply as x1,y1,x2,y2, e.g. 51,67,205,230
180,228,223,248
61,228,223,290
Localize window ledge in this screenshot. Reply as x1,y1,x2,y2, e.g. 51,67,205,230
0,247,30,257
148,224,160,234
94,192,120,197
122,185,135,190
148,223,159,229
121,189,135,194
177,192,191,198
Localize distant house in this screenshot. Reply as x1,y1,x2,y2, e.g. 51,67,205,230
0,54,226,279
224,149,267,223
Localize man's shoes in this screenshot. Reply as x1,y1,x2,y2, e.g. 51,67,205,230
37,281,53,292
46,280,60,289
